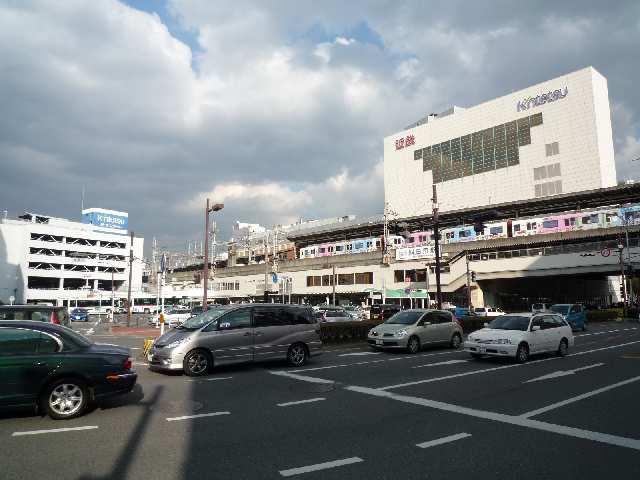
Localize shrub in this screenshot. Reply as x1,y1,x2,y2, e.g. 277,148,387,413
320,321,381,344
586,309,623,322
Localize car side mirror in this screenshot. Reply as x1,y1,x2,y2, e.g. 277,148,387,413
218,322,231,331
532,325,541,331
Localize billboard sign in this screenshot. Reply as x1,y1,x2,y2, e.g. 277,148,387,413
82,208,128,232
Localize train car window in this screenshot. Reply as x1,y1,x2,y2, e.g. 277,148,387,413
513,224,521,232
542,220,558,229
490,226,503,235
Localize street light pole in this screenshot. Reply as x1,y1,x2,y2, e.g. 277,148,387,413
432,184,443,309
126,231,134,327
203,199,224,311
465,251,472,309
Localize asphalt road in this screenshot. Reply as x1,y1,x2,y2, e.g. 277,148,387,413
2,321,640,479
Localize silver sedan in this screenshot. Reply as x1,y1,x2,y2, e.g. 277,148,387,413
368,309,463,353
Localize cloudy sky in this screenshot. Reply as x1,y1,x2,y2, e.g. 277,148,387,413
1,0,639,254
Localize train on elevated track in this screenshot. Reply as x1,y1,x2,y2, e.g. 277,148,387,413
298,203,640,259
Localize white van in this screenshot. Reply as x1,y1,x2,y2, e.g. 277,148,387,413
473,306,505,317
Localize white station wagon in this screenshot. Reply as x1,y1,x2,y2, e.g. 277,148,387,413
463,312,574,363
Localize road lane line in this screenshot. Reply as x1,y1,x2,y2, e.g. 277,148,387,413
345,386,640,451
412,360,468,369
416,432,472,449
277,397,326,407
338,352,382,357
294,350,460,373
270,371,335,384
12,426,98,437
379,340,640,391
520,375,640,418
524,362,605,383
166,411,230,422
279,457,363,477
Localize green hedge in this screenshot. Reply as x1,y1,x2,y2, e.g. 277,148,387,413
320,321,382,343
586,308,640,322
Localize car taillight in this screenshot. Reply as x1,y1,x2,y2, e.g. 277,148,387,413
124,357,133,370
51,310,60,324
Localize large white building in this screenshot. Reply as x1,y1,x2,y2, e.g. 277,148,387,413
0,209,144,307
384,66,617,217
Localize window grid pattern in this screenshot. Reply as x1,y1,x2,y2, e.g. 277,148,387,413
414,112,543,184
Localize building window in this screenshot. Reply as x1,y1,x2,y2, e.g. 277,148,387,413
535,180,563,198
307,276,322,287
321,274,334,286
545,141,560,157
354,272,373,285
338,273,354,285
394,270,405,283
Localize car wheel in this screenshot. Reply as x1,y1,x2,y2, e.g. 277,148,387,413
288,343,308,367
470,353,483,360
42,378,88,420
144,308,150,314
516,343,529,363
183,350,211,376
407,336,420,354
450,333,462,349
557,338,569,357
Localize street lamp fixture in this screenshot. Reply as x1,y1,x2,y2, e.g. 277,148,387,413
203,200,224,310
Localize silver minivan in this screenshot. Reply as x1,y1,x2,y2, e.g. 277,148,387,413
148,304,322,376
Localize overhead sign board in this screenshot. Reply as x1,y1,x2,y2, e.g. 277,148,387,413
395,245,438,261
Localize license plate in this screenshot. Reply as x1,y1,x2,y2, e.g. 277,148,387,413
376,339,383,345
478,347,486,354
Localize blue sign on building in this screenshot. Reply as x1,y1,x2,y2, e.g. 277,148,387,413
82,208,128,232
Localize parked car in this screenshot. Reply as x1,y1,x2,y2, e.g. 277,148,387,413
148,304,322,376
531,303,552,313
0,305,70,327
70,308,90,322
148,309,192,328
0,321,137,419
316,308,352,323
367,309,463,353
463,313,574,363
550,304,587,331
343,305,366,321
473,307,505,317
369,304,401,322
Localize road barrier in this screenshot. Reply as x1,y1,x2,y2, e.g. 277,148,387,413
142,338,155,358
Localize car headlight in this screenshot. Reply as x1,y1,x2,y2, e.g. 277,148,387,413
395,329,408,337
487,339,512,344
165,338,189,349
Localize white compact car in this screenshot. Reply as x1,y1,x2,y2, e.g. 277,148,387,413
463,313,574,363
473,307,505,317
148,309,192,328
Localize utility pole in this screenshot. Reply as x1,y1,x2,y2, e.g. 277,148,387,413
624,220,634,304
465,251,472,309
203,199,224,310
332,264,336,306
111,270,115,323
263,234,269,303
618,239,628,317
432,184,443,309
126,231,134,327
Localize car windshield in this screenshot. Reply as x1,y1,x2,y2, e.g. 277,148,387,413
474,308,485,312
550,305,569,315
488,315,531,331
72,309,87,313
385,311,422,325
179,307,230,330
532,303,544,310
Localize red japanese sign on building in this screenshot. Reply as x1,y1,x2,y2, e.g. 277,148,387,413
395,134,415,150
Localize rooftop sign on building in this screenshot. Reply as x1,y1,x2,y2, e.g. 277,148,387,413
81,208,128,235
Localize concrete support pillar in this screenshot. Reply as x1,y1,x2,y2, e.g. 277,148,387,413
470,284,484,308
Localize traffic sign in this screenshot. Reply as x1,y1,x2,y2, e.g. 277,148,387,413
601,248,611,257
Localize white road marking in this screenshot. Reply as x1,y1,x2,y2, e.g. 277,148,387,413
576,327,638,337
279,457,364,477
416,432,472,449
166,411,230,422
346,386,640,451
379,340,640,391
412,359,468,369
270,371,335,384
134,362,149,366
520,375,640,418
524,363,605,383
12,426,99,437
294,350,460,373
130,347,141,350
189,376,233,382
338,352,382,357
86,328,95,335
277,397,326,407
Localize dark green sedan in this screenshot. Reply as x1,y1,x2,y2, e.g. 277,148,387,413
0,321,137,419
